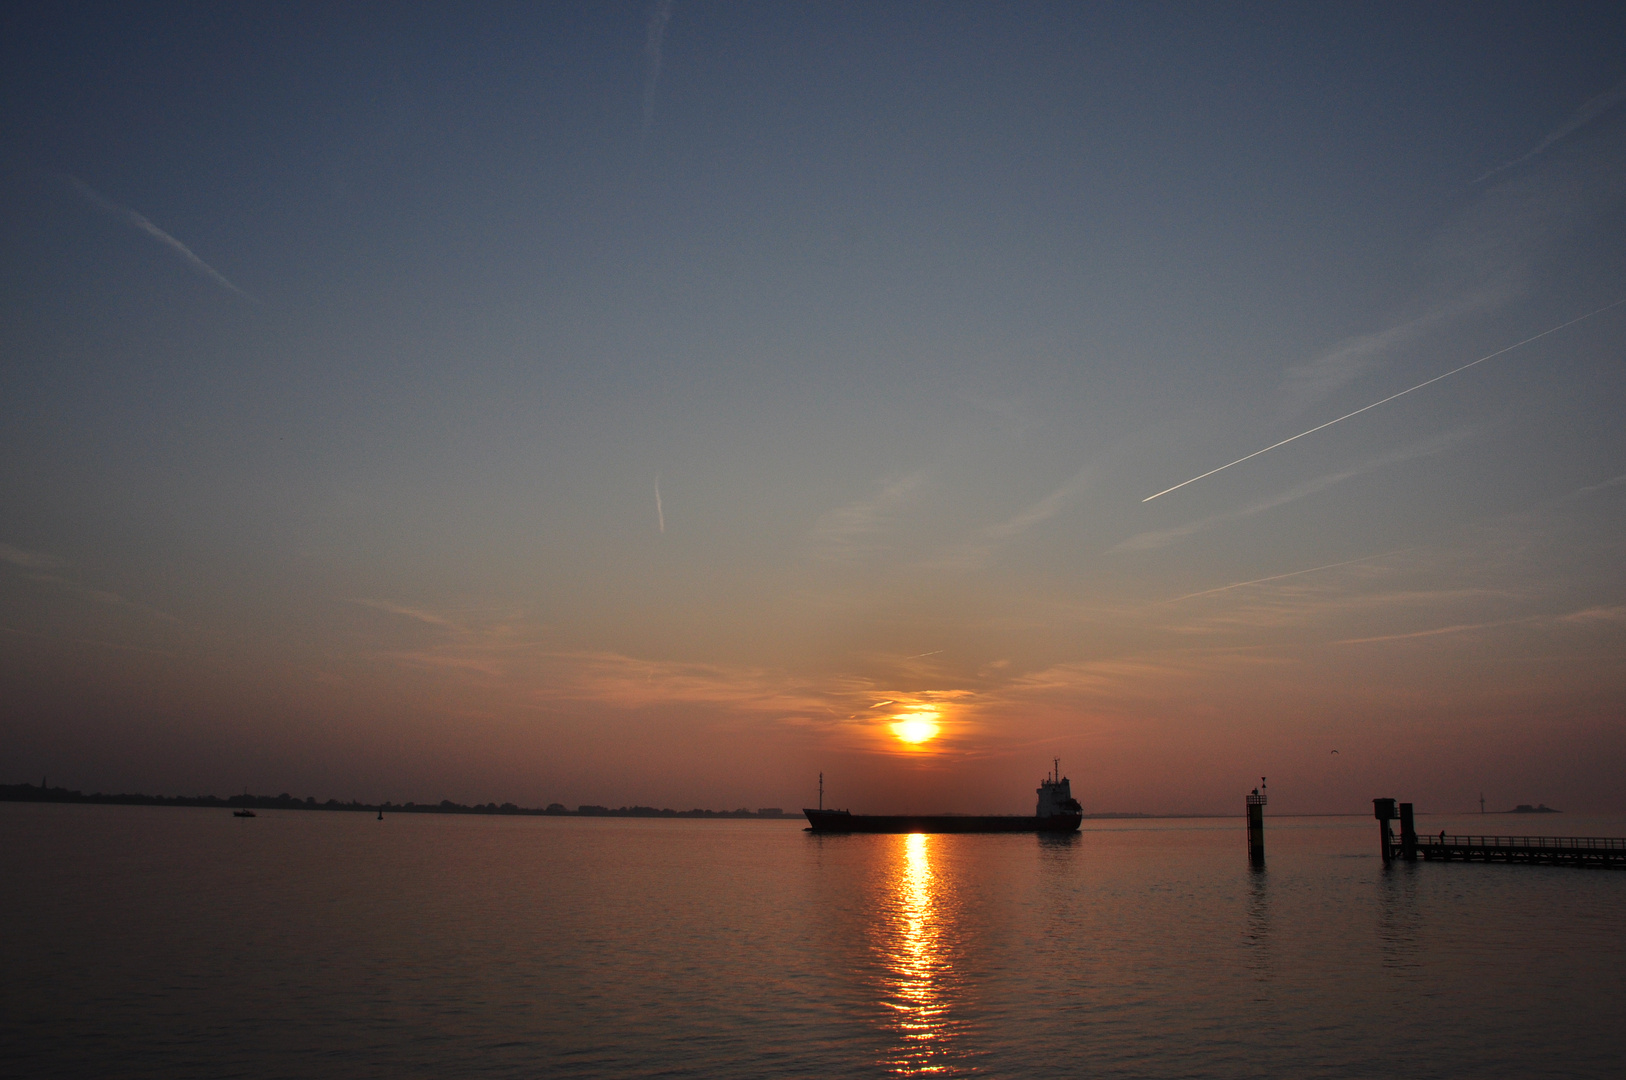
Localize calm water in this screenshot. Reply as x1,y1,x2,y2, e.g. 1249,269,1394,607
3,804,1623,1078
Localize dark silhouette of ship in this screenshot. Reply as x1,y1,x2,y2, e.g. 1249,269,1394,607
804,761,1083,833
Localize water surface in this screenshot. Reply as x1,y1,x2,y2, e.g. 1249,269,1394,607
3,804,1622,1077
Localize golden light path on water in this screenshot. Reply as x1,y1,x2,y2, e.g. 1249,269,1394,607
876,832,967,1076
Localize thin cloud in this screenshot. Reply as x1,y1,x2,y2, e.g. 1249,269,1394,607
642,0,675,136
1328,603,1625,645
1158,582,1527,639
1144,300,1625,502
0,542,65,569
350,598,458,629
956,390,1038,436
932,465,1094,569
1281,127,1624,419
1336,618,1530,645
1000,648,1289,703
810,473,924,562
1156,550,1407,605
61,174,256,302
372,650,505,676
1477,77,1626,183
0,542,175,616
1277,295,1497,416
986,466,1094,542
1120,433,1468,552
0,625,183,658
25,573,127,606
1559,605,1626,624
1562,472,1626,501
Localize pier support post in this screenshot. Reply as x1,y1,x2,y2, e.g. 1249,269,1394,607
1246,786,1267,867
1373,798,1397,862
1399,802,1417,861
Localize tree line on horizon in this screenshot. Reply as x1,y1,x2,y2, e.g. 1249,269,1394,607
0,783,790,818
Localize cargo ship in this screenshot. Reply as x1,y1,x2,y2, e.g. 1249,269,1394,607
803,761,1083,833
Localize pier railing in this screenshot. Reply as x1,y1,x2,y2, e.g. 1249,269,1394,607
1422,834,1626,851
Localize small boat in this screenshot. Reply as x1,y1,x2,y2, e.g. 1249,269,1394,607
804,760,1084,834
233,809,256,818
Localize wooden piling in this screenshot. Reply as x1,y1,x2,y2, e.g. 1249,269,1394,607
1373,798,1397,862
1399,802,1418,861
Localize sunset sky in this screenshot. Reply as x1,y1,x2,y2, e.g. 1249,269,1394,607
3,3,1624,814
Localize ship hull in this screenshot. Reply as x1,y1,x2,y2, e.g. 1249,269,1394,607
803,809,1082,833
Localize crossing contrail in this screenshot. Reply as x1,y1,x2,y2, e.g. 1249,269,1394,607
1143,298,1626,502
1155,550,1407,604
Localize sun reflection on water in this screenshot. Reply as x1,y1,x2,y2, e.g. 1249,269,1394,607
875,832,968,1075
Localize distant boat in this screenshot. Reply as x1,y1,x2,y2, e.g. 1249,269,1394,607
233,809,256,818
804,760,1084,834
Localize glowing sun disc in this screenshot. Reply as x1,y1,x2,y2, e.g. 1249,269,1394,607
892,718,940,744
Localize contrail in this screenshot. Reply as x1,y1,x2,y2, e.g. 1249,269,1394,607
905,650,943,659
1156,550,1407,605
1477,77,1626,183
1143,298,1626,502
655,475,665,533
642,0,674,136
61,174,256,302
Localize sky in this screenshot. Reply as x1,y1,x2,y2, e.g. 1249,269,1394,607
3,2,1625,814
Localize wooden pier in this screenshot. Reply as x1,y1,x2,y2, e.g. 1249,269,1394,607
1374,798,1626,868
1412,833,1626,867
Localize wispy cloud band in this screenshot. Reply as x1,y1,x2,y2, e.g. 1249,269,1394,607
1144,299,1626,502
1478,77,1626,183
62,174,256,302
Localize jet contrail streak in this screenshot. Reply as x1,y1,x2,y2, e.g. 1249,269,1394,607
1142,298,1626,502
62,175,256,302
1156,550,1407,604
642,0,674,135
655,475,665,533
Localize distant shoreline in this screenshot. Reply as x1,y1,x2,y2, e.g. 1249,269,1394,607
0,783,792,819
2,785,1561,819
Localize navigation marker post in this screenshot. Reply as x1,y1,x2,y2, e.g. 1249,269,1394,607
1246,778,1267,868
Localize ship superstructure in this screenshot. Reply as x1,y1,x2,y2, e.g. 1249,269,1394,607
1035,759,1082,820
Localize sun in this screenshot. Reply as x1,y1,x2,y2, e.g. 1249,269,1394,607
891,713,940,744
